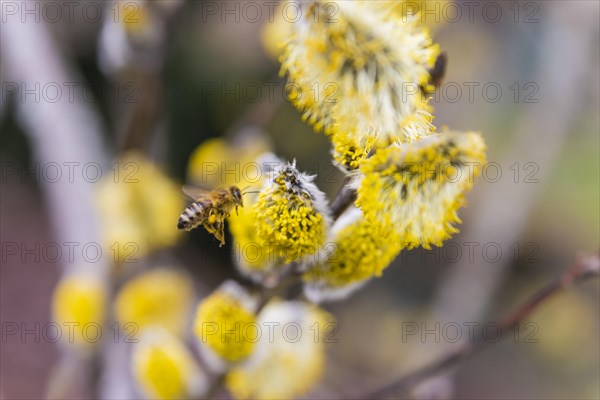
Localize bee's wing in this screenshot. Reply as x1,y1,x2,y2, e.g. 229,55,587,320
182,185,211,201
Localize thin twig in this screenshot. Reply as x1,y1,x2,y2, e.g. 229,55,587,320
120,70,164,152
330,176,356,219
368,251,600,399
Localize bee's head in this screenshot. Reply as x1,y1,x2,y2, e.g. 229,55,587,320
231,186,243,207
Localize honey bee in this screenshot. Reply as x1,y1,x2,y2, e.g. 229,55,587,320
429,51,448,88
421,51,448,94
177,186,245,246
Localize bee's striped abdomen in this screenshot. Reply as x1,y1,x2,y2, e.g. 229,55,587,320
177,200,211,231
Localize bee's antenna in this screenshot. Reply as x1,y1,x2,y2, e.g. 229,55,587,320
241,186,261,195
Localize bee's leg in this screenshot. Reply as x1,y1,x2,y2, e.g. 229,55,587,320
203,222,215,235
215,221,225,247
203,210,218,235
235,205,239,216
204,221,222,246
207,210,217,225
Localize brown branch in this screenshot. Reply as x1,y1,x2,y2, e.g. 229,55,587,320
120,70,164,152
330,176,356,220
367,251,600,399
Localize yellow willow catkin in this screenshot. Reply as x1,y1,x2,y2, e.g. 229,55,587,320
226,301,333,400
132,328,207,400
229,159,330,282
114,268,193,335
356,131,487,249
193,281,258,369
253,161,330,262
52,273,106,350
303,207,404,302
280,0,440,167
96,151,183,263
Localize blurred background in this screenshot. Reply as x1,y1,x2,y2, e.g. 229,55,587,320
1,0,598,399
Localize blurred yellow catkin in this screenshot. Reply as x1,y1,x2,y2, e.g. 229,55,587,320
114,268,194,336
52,273,107,351
226,301,333,399
132,328,207,400
193,281,258,370
96,151,183,264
